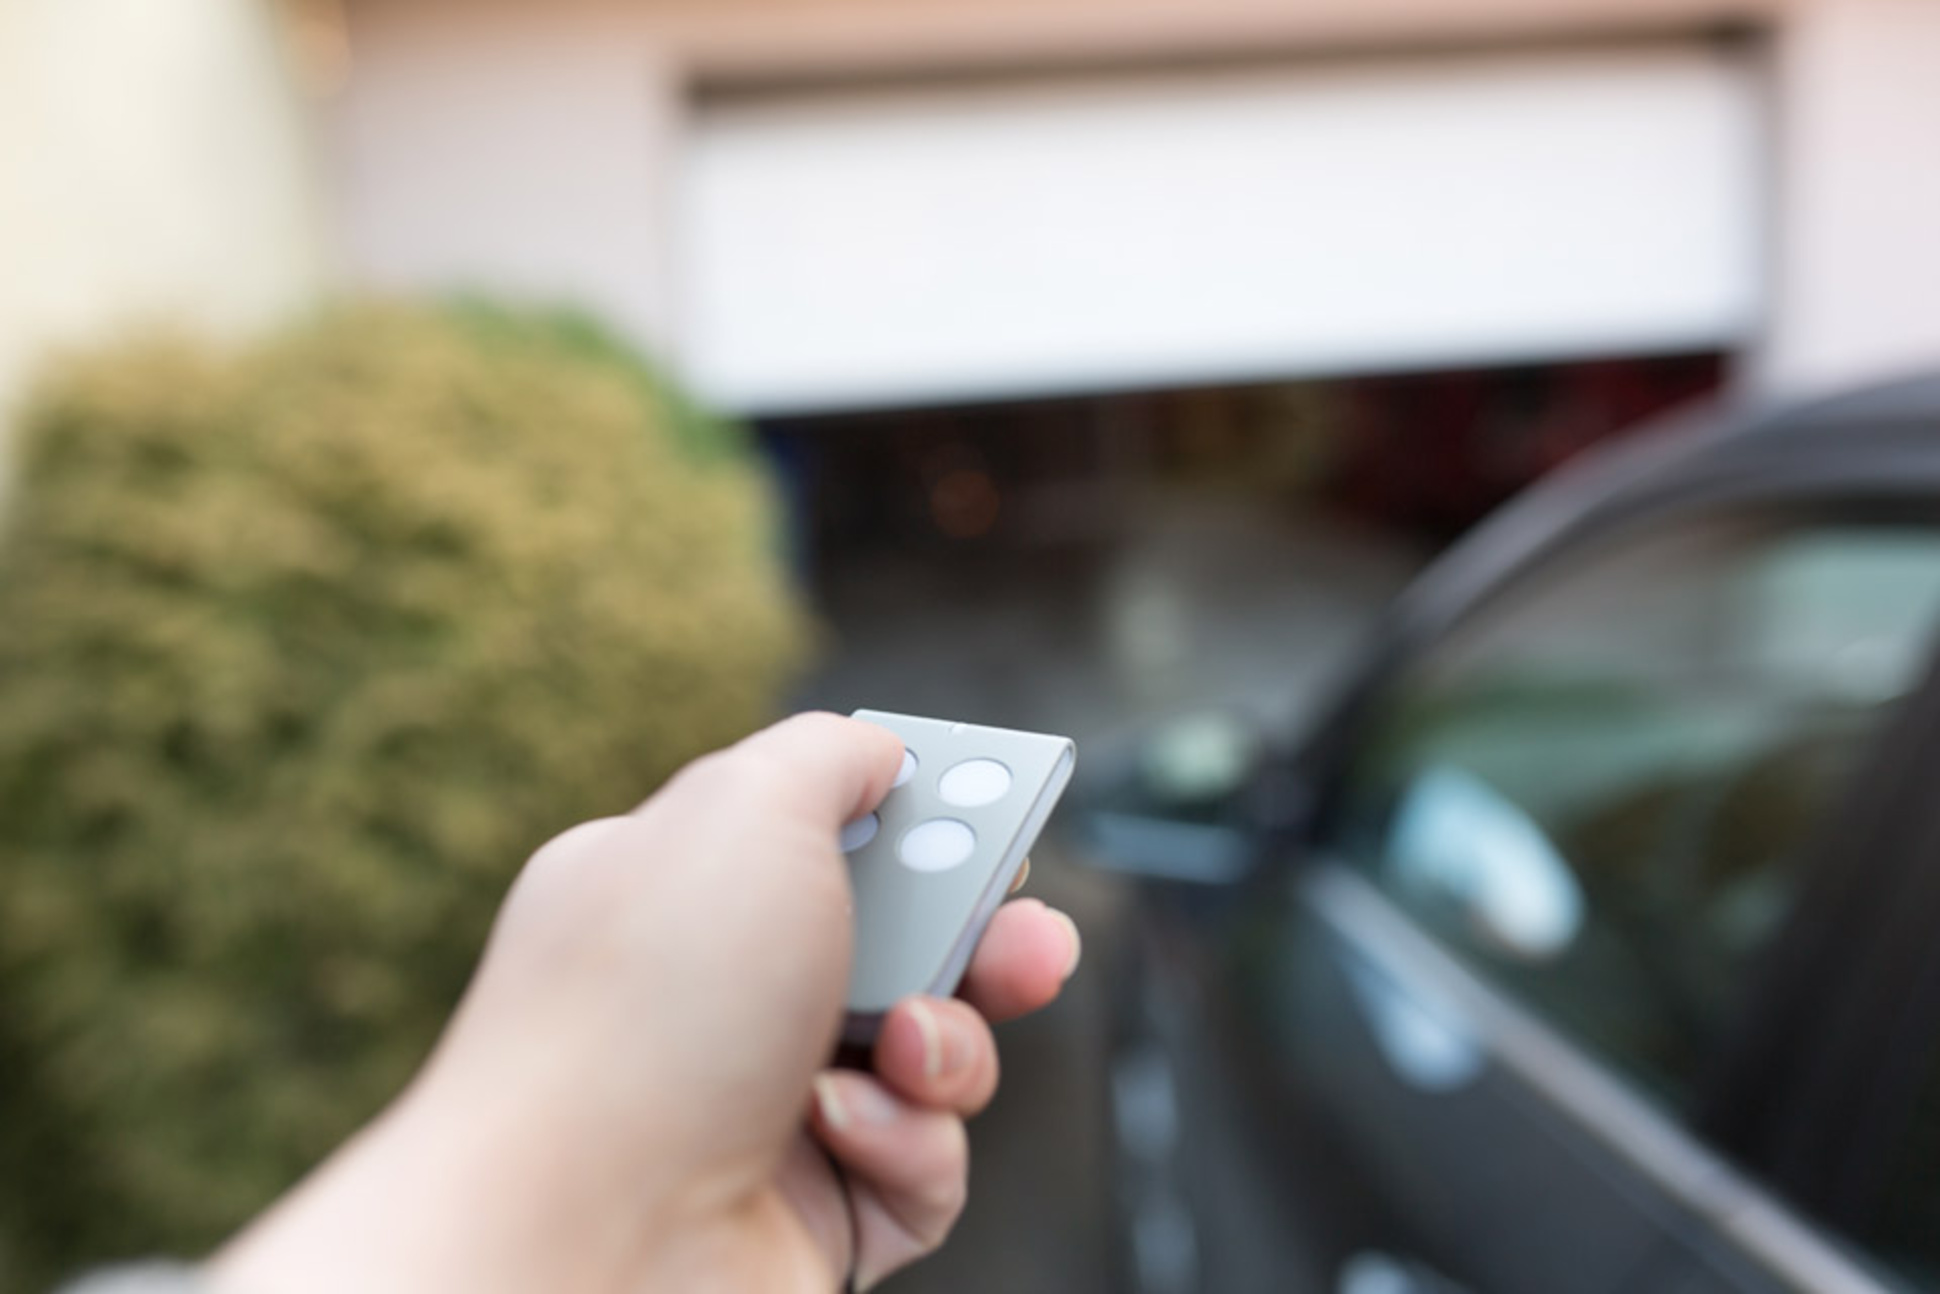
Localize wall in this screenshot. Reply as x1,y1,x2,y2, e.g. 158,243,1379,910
333,0,1940,402
330,5,686,349
1753,0,1940,396
0,0,323,445
331,0,1775,368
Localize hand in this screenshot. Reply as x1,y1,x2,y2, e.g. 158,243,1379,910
205,713,1082,1293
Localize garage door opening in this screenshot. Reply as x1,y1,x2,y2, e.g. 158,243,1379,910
771,349,1726,733
766,350,1724,561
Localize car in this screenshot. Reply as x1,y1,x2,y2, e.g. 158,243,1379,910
1078,372,1940,1294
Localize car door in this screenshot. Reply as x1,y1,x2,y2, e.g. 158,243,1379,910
1802,898,1940,1294
1244,489,1940,1294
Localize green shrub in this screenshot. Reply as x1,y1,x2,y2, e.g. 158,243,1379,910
0,303,809,1287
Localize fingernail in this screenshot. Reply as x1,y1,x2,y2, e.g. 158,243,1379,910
815,1072,901,1128
812,1074,850,1130
905,997,947,1079
1052,909,1083,979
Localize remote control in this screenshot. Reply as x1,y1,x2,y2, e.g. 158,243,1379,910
839,710,1077,1044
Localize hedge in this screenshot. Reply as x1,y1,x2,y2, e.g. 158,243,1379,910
0,303,809,1286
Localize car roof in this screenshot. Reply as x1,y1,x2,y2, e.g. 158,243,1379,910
1373,367,1940,665
1736,369,1940,447
1604,366,1940,489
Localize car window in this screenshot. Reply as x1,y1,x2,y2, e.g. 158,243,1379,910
1331,509,1940,1110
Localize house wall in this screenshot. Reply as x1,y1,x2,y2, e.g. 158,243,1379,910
332,0,1780,368
329,6,687,345
0,0,323,443
1753,0,1940,395
330,0,1940,401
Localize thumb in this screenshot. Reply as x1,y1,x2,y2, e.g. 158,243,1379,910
716,711,908,832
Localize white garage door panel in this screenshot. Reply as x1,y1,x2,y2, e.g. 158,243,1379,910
680,45,1761,414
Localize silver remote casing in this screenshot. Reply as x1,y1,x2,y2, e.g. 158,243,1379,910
842,710,1076,1044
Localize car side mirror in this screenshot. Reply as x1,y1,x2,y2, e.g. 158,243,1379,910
1384,766,1583,961
1072,709,1307,884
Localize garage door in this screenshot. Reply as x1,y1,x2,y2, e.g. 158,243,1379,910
678,42,1762,415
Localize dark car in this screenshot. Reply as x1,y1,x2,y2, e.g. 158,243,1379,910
1081,373,1940,1294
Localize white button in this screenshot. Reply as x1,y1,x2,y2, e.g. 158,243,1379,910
898,819,977,872
938,758,1011,807
893,749,918,788
839,813,880,853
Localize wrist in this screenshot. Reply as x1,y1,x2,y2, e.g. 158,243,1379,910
205,1075,691,1294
